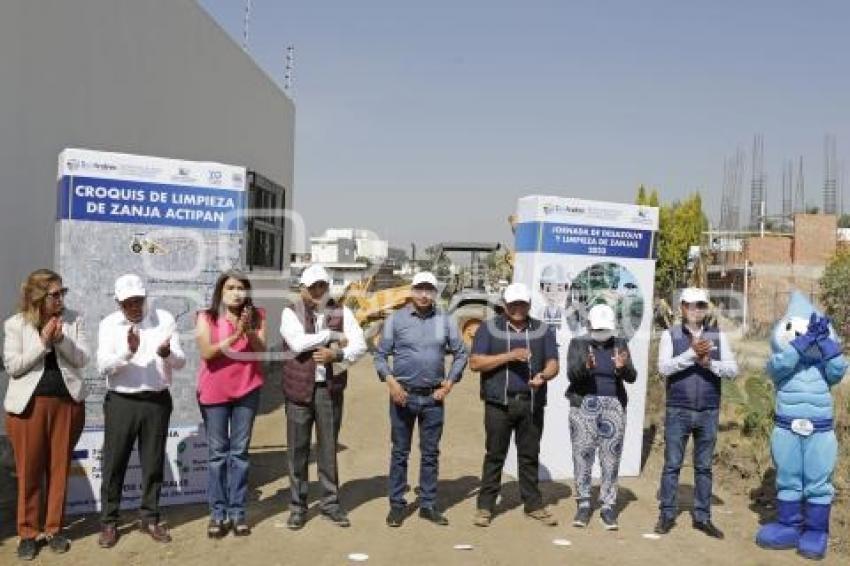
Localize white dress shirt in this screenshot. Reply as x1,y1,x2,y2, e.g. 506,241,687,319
657,325,738,380
280,305,367,382
97,307,186,393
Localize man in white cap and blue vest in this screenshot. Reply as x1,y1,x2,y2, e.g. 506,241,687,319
654,287,738,538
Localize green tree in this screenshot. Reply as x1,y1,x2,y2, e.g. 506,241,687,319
820,249,850,340
648,190,660,208
635,185,661,208
654,193,708,297
838,214,850,228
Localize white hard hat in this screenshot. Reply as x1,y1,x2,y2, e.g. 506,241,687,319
114,274,147,302
680,287,709,304
540,263,567,284
503,283,531,304
300,264,330,288
587,303,616,330
411,271,438,289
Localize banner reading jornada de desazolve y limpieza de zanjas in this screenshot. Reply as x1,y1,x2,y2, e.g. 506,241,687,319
509,195,659,480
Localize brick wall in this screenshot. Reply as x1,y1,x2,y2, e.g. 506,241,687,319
793,214,837,266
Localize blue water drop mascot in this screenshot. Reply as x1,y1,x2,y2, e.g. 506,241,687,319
755,291,847,560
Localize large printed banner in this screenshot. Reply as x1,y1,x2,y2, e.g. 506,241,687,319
507,195,659,479
67,425,208,515
56,148,247,512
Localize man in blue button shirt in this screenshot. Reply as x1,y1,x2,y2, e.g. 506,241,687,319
469,282,560,527
374,271,468,527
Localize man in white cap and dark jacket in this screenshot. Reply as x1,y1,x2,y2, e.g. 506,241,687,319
654,287,738,538
469,282,560,527
280,264,367,529
96,274,186,548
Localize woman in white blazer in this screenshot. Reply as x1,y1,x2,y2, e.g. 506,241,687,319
3,269,88,560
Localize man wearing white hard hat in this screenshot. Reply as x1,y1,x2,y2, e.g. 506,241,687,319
374,271,468,527
654,287,738,538
469,282,560,527
565,303,636,530
280,264,367,529
96,274,186,548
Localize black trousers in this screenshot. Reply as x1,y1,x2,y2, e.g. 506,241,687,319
100,390,172,525
477,397,545,513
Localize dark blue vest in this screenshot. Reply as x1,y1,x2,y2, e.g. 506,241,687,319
666,324,722,410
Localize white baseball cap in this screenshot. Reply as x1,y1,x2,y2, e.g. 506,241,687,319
300,264,330,288
503,282,531,304
114,274,146,302
411,271,438,289
680,287,709,304
587,304,616,330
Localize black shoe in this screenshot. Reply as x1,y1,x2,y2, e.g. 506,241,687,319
654,515,675,534
693,520,724,539
321,509,351,528
207,519,230,539
572,506,592,528
419,507,449,526
287,511,306,530
47,534,71,554
17,538,38,561
599,508,619,531
386,507,405,528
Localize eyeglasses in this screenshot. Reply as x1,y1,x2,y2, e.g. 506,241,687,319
685,301,709,310
46,288,69,300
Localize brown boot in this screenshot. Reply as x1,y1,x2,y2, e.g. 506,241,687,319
98,524,119,549
139,520,172,543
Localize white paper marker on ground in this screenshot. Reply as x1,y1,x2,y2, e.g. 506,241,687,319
453,544,474,550
348,553,369,561
642,533,662,540
552,539,572,546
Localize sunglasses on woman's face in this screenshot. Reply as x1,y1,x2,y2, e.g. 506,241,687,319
685,301,709,310
47,287,69,300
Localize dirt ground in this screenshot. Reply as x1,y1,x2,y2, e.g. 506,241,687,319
1,357,847,565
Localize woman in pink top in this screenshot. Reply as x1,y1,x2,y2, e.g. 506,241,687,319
196,271,266,538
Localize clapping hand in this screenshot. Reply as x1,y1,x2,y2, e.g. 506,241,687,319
40,316,63,346
510,347,531,363
613,347,629,369
127,326,140,354
156,336,171,358
586,345,596,369
692,338,712,367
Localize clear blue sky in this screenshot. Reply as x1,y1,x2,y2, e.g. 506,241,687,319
198,0,850,250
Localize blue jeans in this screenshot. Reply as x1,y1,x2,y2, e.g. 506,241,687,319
389,393,444,509
200,388,260,522
658,406,719,523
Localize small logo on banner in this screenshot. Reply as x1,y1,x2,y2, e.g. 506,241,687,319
171,167,197,183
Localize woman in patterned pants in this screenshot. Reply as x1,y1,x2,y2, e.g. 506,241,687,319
565,304,636,530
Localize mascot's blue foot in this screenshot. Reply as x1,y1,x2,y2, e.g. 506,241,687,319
756,499,803,550
797,503,830,560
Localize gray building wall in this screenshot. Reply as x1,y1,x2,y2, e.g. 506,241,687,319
0,0,295,429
